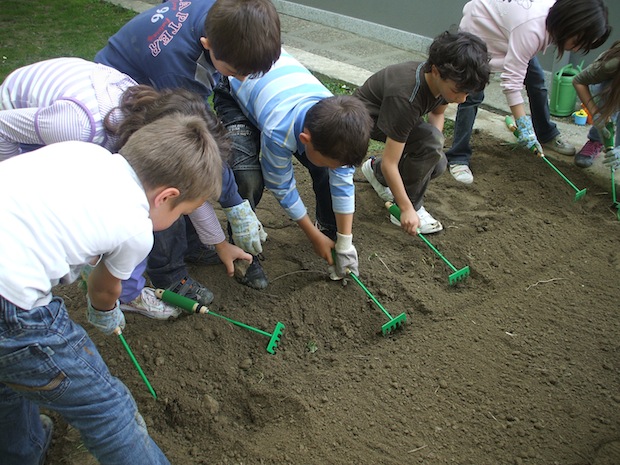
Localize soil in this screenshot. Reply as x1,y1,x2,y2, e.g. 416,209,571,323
47,131,620,465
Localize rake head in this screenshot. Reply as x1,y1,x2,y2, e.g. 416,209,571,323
381,312,407,335
266,322,285,354
574,188,587,202
448,266,471,285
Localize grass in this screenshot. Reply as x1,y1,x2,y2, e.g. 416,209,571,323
0,0,137,80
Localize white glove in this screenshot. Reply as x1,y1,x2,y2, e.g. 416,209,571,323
86,297,125,335
328,233,359,280
223,199,267,255
515,116,543,154
603,146,620,170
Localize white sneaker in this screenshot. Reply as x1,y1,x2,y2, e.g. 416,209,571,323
390,206,443,234
120,287,182,320
361,157,394,202
449,164,474,184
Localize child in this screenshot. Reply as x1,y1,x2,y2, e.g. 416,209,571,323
0,113,222,465
355,31,491,235
0,57,253,318
446,0,611,184
573,40,620,167
95,0,281,291
220,49,373,278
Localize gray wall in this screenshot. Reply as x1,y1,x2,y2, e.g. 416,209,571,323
273,0,620,74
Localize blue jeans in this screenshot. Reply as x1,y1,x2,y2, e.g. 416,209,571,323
146,215,203,289
447,56,560,165
0,296,169,465
213,77,337,235
585,82,620,145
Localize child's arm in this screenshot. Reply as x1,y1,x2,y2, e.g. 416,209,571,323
381,137,419,235
428,105,447,132
86,262,125,335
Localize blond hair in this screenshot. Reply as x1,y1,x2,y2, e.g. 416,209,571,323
120,114,223,204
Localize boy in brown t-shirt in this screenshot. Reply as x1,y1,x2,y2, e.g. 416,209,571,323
354,30,490,235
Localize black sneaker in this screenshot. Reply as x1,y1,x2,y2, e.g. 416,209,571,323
167,276,214,306
184,244,222,265
234,256,268,290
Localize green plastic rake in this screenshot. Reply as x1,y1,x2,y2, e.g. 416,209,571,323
505,116,587,202
345,270,406,335
331,250,405,334
603,122,620,221
155,289,284,354
386,202,470,285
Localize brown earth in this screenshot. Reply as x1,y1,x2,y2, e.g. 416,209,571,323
48,131,620,465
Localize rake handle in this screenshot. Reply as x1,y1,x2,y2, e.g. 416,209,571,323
603,123,619,206
155,289,272,337
505,116,581,193
114,328,157,400
386,202,458,272
346,270,394,320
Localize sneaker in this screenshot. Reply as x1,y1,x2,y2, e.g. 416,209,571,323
574,140,604,168
234,255,268,290
542,136,576,156
120,287,182,320
39,414,53,465
361,157,394,202
167,276,214,306
390,206,443,234
184,244,221,265
449,164,474,184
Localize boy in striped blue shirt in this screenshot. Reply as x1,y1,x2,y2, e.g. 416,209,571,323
215,50,373,278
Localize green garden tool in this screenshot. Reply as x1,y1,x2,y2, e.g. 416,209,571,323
114,327,158,399
154,289,284,354
331,250,405,334
505,116,587,201
602,122,620,220
386,202,470,285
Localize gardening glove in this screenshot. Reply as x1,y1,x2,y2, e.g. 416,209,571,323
86,297,125,336
328,233,359,280
603,146,620,170
223,199,267,255
593,114,611,141
515,115,543,155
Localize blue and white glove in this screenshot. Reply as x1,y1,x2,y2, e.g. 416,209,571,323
328,233,359,280
593,114,611,141
223,199,267,255
603,146,620,170
515,115,543,154
86,297,125,335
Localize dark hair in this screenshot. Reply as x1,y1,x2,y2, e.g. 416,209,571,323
547,0,611,57
423,30,491,93
105,85,230,159
304,96,372,167
205,0,281,77
592,40,620,122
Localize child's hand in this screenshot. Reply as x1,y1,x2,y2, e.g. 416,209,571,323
214,241,252,277
329,233,359,280
86,297,125,335
223,199,267,255
603,146,620,170
515,116,543,154
399,208,421,236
